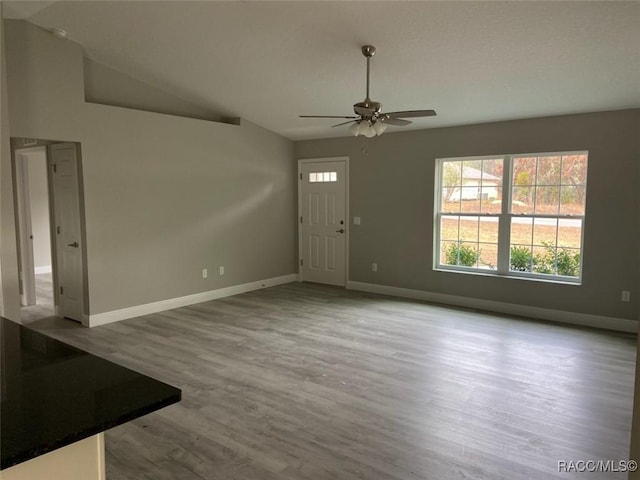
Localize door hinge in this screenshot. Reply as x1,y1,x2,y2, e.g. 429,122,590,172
57,226,60,234
300,258,303,267
60,286,64,295
53,164,57,173
299,173,302,180
300,216,303,224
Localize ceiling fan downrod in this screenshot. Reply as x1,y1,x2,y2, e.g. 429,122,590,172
362,45,375,103
355,45,381,115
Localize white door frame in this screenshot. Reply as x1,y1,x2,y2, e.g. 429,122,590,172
49,143,87,325
13,141,88,325
297,156,349,285
14,146,47,306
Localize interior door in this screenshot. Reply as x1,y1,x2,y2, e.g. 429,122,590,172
299,160,347,286
50,143,85,322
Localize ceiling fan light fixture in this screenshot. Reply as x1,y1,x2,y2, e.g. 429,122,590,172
349,121,361,136
361,122,377,138
373,121,387,136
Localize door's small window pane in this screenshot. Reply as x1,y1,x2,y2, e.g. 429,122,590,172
309,171,338,183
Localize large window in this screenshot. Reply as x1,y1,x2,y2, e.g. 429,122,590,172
435,152,588,282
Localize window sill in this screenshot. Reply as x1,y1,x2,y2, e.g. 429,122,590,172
434,266,582,285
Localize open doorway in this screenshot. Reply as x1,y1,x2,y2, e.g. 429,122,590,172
14,145,55,323
12,138,87,325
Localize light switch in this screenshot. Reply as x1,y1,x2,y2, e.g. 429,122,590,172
353,216,361,225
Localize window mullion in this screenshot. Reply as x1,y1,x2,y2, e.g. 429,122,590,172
434,213,442,267
497,156,512,274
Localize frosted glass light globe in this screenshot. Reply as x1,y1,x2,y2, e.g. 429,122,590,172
373,122,387,136
362,123,376,138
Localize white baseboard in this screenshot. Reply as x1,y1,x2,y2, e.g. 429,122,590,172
89,274,298,328
34,265,52,275
347,281,638,333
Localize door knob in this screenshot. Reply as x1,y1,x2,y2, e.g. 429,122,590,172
67,242,79,248
336,229,344,233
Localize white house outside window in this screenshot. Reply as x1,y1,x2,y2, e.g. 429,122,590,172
434,152,588,283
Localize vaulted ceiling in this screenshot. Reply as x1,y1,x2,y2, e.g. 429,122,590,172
4,1,640,140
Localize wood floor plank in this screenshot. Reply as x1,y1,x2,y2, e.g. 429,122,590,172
25,282,636,479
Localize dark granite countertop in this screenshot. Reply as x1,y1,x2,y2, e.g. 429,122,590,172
0,317,181,470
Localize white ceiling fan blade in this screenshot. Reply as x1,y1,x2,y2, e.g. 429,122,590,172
299,115,358,119
385,109,437,118
380,117,411,126
332,120,357,128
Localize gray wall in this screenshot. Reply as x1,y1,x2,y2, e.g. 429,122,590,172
5,20,296,316
84,58,225,123
0,8,20,320
295,110,640,322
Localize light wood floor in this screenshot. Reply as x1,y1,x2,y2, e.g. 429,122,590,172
20,272,55,323
27,282,636,479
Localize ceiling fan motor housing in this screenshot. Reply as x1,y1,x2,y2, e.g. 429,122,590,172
354,101,382,117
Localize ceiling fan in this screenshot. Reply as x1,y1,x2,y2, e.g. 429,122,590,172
300,45,436,137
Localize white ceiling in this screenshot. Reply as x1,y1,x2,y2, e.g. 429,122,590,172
4,1,640,141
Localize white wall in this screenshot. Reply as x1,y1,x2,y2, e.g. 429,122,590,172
5,20,297,317
83,58,224,123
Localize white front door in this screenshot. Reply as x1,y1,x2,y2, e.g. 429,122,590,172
50,143,85,322
299,159,347,286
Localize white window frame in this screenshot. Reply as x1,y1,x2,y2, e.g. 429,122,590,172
434,151,588,284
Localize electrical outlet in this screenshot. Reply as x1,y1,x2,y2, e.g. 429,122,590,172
622,290,631,302
219,266,225,276
202,269,207,279
372,263,377,272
